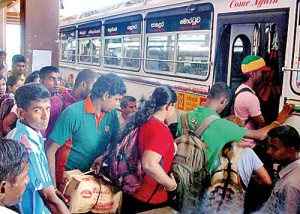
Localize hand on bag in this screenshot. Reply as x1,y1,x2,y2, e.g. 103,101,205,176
276,104,294,124
90,155,104,174
164,173,177,192
55,188,68,204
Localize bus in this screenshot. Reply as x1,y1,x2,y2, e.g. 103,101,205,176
58,0,300,126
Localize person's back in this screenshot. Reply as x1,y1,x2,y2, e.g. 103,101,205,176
233,55,271,147
177,83,248,173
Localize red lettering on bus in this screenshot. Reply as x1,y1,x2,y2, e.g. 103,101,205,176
230,0,250,8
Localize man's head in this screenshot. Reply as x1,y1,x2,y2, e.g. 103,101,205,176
91,73,126,112
39,66,61,95
0,139,29,207
241,55,270,84
207,82,231,113
120,96,137,118
74,69,99,100
0,75,6,98
15,83,51,131
267,125,300,166
0,51,6,63
11,55,26,77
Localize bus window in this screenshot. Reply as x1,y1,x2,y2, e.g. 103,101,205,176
123,37,140,69
77,22,101,65
177,33,210,75
59,27,76,63
104,38,122,66
146,36,174,72
103,15,142,71
78,39,101,64
79,40,92,63
144,3,213,79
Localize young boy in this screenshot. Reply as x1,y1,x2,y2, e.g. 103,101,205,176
6,83,69,214
39,66,61,95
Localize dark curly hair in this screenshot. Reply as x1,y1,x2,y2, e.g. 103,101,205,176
91,73,126,100
121,85,177,138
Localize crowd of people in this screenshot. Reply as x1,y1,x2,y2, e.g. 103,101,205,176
0,52,299,214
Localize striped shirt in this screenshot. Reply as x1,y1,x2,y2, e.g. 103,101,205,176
7,120,52,214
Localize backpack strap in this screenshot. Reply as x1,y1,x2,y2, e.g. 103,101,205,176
57,94,66,113
181,112,189,136
232,87,254,112
194,115,219,138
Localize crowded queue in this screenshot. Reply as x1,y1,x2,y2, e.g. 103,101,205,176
0,53,299,214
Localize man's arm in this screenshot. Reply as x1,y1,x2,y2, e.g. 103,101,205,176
251,114,265,128
39,186,70,214
253,166,272,186
3,112,17,135
45,140,61,188
244,104,294,141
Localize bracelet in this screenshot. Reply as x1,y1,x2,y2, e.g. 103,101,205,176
164,182,177,192
272,121,281,126
54,188,58,191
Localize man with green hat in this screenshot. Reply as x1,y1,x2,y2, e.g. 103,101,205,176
233,55,271,148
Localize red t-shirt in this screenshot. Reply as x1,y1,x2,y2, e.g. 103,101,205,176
132,116,175,204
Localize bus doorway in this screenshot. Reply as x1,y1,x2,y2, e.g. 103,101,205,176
215,9,289,121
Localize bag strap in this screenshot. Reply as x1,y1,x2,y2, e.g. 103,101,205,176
181,112,189,136
62,170,94,195
195,115,219,138
57,94,66,113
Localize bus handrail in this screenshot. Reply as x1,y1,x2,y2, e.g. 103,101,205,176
282,67,300,72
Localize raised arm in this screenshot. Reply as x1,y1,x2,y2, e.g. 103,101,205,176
244,104,294,141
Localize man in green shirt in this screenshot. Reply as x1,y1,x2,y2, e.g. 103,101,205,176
177,82,293,172
46,73,126,189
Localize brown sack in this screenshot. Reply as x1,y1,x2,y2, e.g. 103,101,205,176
60,169,122,213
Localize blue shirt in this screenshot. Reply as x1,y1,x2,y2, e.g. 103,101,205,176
7,120,52,214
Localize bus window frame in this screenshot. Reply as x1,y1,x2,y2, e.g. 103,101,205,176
291,1,300,94
103,34,141,72
77,37,101,66
59,39,77,63
144,30,212,80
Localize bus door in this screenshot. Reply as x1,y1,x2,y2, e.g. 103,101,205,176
214,9,289,115
215,9,289,96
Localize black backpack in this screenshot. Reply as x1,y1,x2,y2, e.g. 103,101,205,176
222,87,254,117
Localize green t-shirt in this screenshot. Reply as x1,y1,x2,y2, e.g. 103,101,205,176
49,100,120,174
176,106,247,172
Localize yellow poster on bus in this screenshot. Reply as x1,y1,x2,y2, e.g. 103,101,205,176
175,92,207,112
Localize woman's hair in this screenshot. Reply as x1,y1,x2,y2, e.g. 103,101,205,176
25,70,40,84
121,85,177,138
6,76,21,92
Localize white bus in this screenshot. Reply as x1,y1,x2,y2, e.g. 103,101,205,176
58,0,300,126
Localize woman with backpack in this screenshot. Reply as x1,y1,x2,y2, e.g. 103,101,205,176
120,85,178,213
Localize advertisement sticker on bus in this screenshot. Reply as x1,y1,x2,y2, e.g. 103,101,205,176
176,92,207,112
